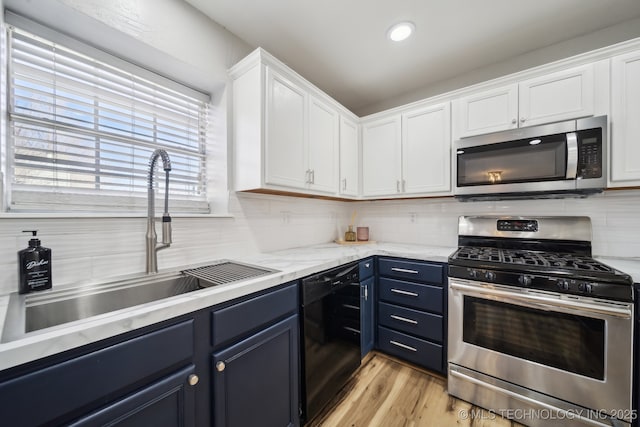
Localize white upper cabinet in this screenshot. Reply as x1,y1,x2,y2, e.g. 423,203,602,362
362,115,402,197
265,68,307,189
518,65,594,127
402,102,451,194
307,95,339,193
455,64,595,139
610,50,640,185
361,101,452,198
456,85,518,138
231,49,350,196
339,116,359,197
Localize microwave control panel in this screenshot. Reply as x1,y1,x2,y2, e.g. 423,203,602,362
578,134,602,179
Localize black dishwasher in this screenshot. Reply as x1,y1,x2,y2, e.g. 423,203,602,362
300,262,361,423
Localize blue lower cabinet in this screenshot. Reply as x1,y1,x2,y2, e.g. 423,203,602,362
212,314,300,427
69,365,197,427
0,319,196,427
361,276,375,358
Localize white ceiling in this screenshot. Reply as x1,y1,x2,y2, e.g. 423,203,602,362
185,0,640,115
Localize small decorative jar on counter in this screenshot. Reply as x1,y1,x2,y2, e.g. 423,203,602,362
357,227,369,241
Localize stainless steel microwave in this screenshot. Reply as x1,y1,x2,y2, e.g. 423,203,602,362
454,116,607,200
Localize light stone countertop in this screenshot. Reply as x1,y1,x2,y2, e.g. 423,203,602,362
0,241,637,373
0,242,453,372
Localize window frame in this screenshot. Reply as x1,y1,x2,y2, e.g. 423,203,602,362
2,12,212,215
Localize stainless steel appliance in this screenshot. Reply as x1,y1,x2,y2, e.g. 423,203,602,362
300,262,361,423
454,116,606,200
447,216,634,427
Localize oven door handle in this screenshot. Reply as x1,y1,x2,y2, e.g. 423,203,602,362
449,282,632,319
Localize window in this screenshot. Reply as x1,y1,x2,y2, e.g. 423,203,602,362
4,18,211,214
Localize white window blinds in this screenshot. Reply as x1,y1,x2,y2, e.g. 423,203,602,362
6,24,211,214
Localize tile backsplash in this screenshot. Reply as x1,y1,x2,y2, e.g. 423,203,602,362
0,189,638,295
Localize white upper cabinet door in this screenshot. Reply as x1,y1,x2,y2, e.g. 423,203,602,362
518,64,594,127
456,85,518,138
611,50,640,185
362,116,402,197
308,96,339,193
265,68,307,189
339,116,359,197
402,102,451,194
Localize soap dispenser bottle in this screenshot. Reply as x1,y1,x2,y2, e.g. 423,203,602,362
18,230,52,294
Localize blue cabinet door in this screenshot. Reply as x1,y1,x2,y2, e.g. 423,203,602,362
212,314,300,427
361,276,375,358
69,364,197,427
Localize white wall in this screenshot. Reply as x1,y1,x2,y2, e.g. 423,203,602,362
0,193,348,295
353,189,640,259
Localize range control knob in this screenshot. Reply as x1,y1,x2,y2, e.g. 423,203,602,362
557,280,570,291
468,269,478,279
485,271,496,281
578,283,594,294
518,275,532,286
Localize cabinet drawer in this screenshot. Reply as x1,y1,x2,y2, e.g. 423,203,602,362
378,326,442,372
379,277,443,313
359,258,374,281
212,282,298,347
378,302,442,343
378,258,443,284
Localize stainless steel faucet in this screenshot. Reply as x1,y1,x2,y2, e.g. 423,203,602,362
146,149,172,273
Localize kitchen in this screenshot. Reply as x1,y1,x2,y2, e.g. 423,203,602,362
1,0,640,426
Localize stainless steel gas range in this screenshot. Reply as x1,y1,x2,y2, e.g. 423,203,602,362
447,216,634,427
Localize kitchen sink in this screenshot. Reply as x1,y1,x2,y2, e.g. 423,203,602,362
1,260,278,342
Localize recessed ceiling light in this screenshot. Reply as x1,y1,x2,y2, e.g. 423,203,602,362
387,21,415,42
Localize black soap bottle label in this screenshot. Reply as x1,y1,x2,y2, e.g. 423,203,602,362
18,230,52,294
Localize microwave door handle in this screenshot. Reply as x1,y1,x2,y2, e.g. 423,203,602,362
566,132,578,179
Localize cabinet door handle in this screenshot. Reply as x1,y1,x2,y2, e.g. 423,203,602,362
363,285,368,301
342,178,347,191
390,288,419,297
389,340,417,352
311,169,315,184
396,180,401,192
342,303,359,310
188,374,199,386
391,267,419,275
216,361,226,372
402,179,406,192
390,314,418,325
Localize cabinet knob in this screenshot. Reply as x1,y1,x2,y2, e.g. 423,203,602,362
216,361,226,372
520,117,526,123
188,374,199,386
511,118,517,124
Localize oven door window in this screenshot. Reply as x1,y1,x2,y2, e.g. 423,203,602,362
463,296,605,380
457,134,567,186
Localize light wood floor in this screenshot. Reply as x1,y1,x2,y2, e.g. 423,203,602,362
308,352,523,427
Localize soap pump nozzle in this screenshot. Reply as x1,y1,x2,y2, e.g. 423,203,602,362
23,230,41,247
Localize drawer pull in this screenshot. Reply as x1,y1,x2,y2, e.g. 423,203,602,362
390,288,419,297
391,267,419,275
390,314,418,325
389,340,417,352
216,361,226,372
342,303,360,310
343,326,360,334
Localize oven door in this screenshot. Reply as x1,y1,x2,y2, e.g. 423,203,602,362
448,278,633,421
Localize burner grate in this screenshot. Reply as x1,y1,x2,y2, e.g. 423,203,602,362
453,247,614,273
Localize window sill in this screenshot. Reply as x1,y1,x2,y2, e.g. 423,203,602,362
0,212,234,219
